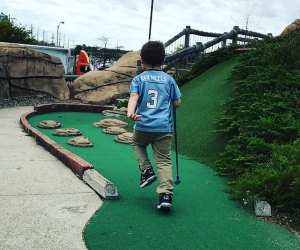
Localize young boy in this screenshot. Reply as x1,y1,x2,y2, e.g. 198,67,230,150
127,41,182,211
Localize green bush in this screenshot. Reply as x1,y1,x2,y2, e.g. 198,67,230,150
216,30,300,228
116,99,128,109
234,141,300,209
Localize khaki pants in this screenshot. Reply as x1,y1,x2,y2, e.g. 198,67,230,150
131,130,174,194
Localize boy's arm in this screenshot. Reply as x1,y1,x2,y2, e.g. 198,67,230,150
172,99,181,108
170,80,182,108
127,93,142,121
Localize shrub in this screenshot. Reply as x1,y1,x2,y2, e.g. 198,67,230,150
216,30,300,227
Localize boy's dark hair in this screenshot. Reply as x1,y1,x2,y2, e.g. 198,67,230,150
140,41,165,67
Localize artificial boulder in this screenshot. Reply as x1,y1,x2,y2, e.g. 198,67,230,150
102,107,127,118
38,120,61,129
114,132,134,144
93,118,128,128
103,126,127,135
67,136,93,147
70,51,140,104
0,42,70,99
53,128,81,136
281,19,300,35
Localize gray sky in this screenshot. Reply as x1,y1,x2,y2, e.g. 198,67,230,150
1,0,299,50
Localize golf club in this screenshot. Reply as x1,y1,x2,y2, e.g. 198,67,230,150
173,107,181,185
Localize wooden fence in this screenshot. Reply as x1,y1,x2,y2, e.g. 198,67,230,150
163,25,272,73
66,25,272,81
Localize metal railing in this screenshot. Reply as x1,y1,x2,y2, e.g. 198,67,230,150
163,26,272,73
65,25,272,82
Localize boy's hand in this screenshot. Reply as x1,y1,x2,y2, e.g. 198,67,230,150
128,113,142,121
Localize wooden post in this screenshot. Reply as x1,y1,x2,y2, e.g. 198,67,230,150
195,42,203,61
232,26,239,45
222,32,227,47
184,26,191,48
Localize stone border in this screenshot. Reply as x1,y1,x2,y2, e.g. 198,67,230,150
20,103,118,199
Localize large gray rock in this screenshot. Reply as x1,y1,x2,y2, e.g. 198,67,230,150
0,43,70,100
70,51,140,104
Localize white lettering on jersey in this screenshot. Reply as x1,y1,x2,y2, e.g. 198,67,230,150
141,74,167,82
147,89,158,109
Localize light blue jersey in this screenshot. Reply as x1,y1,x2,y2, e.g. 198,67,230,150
130,70,182,132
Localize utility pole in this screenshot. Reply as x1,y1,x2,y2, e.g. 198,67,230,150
31,24,33,38
148,0,154,40
36,27,39,42
56,21,64,47
42,30,45,43
51,33,55,46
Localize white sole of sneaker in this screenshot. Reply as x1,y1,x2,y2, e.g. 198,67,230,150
157,203,171,211
140,175,157,188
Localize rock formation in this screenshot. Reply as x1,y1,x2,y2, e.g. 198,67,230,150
0,42,70,99
281,19,300,35
70,51,140,104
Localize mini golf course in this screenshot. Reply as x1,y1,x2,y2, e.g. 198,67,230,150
27,58,300,249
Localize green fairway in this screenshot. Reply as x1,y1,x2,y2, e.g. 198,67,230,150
25,51,299,250
28,111,299,249
176,58,237,166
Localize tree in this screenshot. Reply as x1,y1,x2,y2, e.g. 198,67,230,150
0,17,37,44
97,36,110,69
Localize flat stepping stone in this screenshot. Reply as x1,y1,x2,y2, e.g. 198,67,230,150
116,107,127,112
67,136,93,147
93,118,128,128
38,120,61,129
102,110,127,118
103,126,127,135
114,132,133,144
53,128,81,136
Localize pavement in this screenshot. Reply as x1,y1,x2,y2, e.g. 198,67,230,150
0,106,102,250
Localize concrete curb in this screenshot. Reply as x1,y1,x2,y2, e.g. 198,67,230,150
19,103,118,200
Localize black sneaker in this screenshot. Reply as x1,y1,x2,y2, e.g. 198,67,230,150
139,168,157,188
157,193,172,211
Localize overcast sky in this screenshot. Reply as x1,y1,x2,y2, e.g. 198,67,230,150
1,0,299,50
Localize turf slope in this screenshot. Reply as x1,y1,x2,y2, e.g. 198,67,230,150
28,58,300,249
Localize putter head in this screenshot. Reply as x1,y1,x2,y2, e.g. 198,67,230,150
174,176,181,185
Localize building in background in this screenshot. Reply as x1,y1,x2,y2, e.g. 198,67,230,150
0,12,9,22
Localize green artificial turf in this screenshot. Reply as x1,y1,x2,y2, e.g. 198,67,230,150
177,58,237,166
28,111,300,250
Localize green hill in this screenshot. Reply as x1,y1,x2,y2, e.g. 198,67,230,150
26,33,300,247
176,32,300,231
176,57,238,166
216,32,300,230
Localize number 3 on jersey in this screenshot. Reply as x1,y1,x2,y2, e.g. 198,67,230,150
147,89,158,109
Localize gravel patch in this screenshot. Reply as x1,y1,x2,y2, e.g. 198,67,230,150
0,95,82,109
